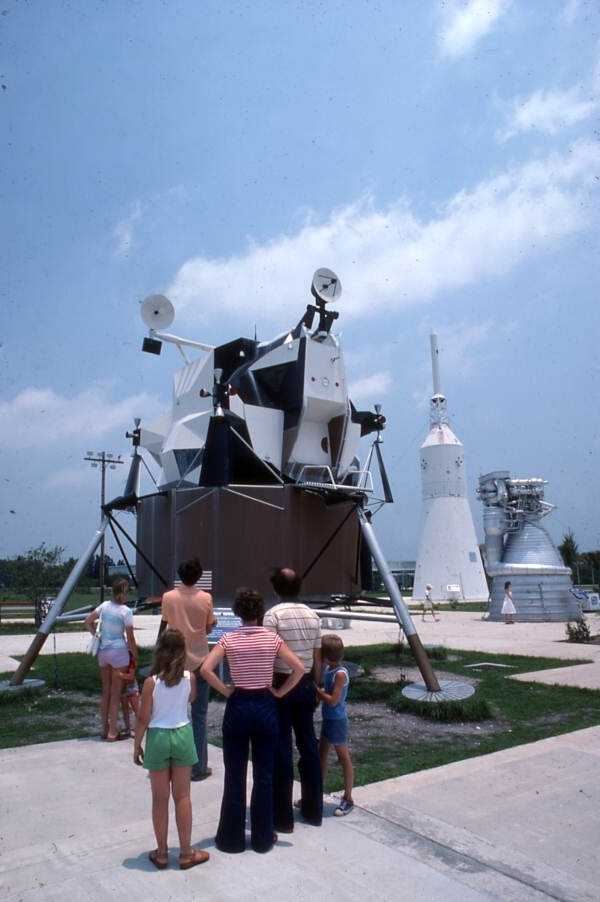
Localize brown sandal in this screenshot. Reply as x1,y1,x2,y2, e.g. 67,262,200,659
179,849,210,870
148,849,168,870
105,732,129,742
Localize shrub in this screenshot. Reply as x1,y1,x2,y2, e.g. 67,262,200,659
565,618,591,643
390,689,492,722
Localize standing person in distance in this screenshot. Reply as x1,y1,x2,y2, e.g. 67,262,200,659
85,578,137,741
201,588,305,854
263,567,323,832
422,583,439,622
134,628,210,870
161,558,216,781
502,580,516,624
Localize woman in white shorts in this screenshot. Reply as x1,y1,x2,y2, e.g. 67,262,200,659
86,578,137,740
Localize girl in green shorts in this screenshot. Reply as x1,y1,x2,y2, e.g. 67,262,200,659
134,628,210,870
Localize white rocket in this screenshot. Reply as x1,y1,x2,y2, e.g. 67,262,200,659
412,335,488,603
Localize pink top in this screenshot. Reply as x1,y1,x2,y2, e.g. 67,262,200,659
218,626,283,689
161,585,214,670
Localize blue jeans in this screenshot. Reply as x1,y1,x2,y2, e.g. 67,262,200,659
216,689,278,853
191,670,209,776
273,674,323,831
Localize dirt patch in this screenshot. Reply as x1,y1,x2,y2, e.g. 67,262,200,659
5,689,503,755
370,666,480,687
204,697,503,753
337,701,503,751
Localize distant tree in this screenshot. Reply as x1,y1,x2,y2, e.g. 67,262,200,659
558,531,579,571
11,544,66,626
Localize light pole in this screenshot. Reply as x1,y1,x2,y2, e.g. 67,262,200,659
84,451,125,603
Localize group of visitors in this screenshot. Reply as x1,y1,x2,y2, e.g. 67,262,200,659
86,562,354,870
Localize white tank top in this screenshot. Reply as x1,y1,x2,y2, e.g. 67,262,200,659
148,671,192,729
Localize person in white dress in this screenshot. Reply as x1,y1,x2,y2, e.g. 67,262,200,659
501,580,516,624
422,584,439,622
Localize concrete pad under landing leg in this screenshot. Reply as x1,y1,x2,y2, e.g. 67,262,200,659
402,679,475,702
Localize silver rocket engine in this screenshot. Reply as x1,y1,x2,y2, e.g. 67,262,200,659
477,471,579,621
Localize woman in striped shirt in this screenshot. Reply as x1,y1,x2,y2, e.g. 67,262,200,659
201,588,304,854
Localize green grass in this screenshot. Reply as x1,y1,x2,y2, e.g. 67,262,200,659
3,643,600,795
389,692,493,721
318,643,600,792
0,691,96,748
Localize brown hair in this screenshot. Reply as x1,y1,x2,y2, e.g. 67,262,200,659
270,567,302,598
321,633,344,664
112,578,129,602
152,628,187,687
233,588,264,624
178,557,203,586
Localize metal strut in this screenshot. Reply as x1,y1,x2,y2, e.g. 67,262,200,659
356,507,441,694
10,518,110,686
107,516,138,588
106,512,170,589
302,503,359,581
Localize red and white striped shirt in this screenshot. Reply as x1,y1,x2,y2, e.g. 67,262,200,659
218,626,283,689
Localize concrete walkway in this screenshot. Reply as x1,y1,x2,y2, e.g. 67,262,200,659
353,725,600,902
2,729,600,901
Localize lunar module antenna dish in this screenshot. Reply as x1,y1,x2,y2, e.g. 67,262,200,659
140,294,175,330
311,268,342,305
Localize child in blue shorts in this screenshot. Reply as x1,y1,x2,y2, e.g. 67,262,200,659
134,628,210,870
316,634,354,816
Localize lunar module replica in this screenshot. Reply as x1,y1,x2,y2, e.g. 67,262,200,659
14,268,471,699
133,268,386,607
478,471,578,621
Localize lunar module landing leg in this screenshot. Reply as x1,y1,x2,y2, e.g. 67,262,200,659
10,519,110,687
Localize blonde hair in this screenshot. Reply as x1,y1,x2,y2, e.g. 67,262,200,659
112,578,129,602
152,628,186,687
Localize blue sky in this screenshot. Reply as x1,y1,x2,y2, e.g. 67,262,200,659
1,0,599,562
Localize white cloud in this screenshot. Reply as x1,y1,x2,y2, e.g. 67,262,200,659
349,371,393,402
438,0,510,59
113,201,144,259
0,383,161,450
500,86,597,139
168,139,600,328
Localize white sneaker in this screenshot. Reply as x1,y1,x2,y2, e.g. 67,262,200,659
334,798,354,817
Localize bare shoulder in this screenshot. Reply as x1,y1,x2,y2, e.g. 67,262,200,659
142,676,155,694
